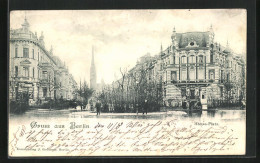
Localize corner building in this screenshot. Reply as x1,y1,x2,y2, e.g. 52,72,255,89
159,26,246,107
9,17,78,106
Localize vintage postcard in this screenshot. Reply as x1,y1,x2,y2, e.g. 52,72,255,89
8,9,246,157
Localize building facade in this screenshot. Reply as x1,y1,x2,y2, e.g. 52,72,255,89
117,26,246,108
160,26,246,107
9,17,78,106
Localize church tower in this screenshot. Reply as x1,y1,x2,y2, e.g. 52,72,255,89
90,46,97,90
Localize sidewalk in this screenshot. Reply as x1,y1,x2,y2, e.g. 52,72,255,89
70,108,188,116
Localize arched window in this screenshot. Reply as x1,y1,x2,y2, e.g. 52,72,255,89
171,71,176,80
198,55,203,64
181,56,187,64
189,55,195,63
209,69,215,80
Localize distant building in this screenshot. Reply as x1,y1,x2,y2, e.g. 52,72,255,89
9,17,78,106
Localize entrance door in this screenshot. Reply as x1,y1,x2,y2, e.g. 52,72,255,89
200,87,208,109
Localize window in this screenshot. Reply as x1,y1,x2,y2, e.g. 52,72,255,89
198,56,203,63
32,49,34,59
220,70,224,81
38,52,39,61
189,70,195,80
182,70,187,80
42,71,48,79
33,68,35,78
209,70,215,80
23,48,29,58
23,67,29,77
43,88,47,97
171,71,176,80
15,47,18,57
210,52,214,63
173,56,175,64
181,56,186,64
189,55,195,63
15,66,18,77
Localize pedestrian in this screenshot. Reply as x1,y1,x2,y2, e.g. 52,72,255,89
96,100,101,115
182,100,187,109
143,100,148,115
144,100,148,114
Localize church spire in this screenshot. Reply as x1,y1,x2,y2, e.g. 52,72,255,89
90,45,97,90
160,43,164,57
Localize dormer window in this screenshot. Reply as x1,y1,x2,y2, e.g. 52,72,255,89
186,41,199,48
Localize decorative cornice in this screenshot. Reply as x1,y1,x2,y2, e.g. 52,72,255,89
10,38,57,66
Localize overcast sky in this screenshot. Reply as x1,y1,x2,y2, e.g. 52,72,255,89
10,9,246,85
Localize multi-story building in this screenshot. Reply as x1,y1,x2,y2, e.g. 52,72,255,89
9,17,78,106
116,25,246,109
159,26,246,107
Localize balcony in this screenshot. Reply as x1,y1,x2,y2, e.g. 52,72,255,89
172,79,218,85
171,80,177,84
13,76,36,82
38,62,53,68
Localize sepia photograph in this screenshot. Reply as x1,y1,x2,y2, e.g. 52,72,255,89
8,9,247,157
